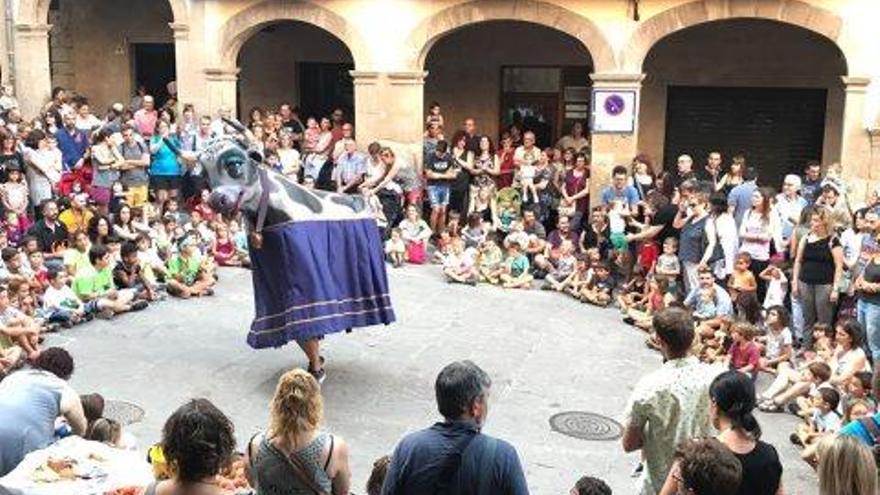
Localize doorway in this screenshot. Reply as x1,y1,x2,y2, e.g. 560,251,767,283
297,62,354,121
133,43,176,107
664,86,827,185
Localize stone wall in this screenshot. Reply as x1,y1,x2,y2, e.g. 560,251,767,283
424,21,592,141
48,0,173,111
237,22,353,116
639,19,847,172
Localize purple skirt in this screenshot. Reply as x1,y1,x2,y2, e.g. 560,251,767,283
247,218,395,349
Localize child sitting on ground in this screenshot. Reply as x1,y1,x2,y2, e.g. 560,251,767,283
726,322,760,379
757,305,794,376
843,372,876,417
499,243,532,289
461,212,486,250
28,251,49,293
398,205,431,265
542,240,577,291
211,223,249,268
475,234,504,284
727,252,757,299
563,256,592,300
166,235,216,298
41,268,88,327
581,261,615,306
0,284,40,360
616,269,647,314
759,260,789,309
794,388,842,463
653,237,680,287
692,284,718,321
73,245,147,318
442,238,478,285
625,276,671,332
113,241,156,302
503,221,529,251
384,228,406,268
432,229,455,265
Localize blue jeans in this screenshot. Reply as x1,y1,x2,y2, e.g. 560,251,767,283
427,184,450,207
858,299,880,362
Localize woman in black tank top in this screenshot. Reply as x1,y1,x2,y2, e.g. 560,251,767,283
659,371,782,495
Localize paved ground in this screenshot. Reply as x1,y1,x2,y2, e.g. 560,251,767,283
47,264,818,494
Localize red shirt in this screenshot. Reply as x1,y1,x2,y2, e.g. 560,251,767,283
729,341,760,375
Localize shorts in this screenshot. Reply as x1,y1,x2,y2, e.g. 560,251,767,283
610,232,628,251
126,185,149,208
427,184,450,207
150,175,182,191
90,186,112,206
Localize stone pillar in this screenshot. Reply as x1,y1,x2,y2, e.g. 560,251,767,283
170,23,203,111
13,23,52,118
589,73,645,206
203,67,239,117
352,70,426,167
839,76,877,204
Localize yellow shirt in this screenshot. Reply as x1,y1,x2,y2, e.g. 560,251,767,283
58,208,94,235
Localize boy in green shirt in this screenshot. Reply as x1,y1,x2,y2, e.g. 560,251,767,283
166,234,216,298
72,245,147,318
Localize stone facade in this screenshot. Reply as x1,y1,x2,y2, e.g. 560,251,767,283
3,0,879,202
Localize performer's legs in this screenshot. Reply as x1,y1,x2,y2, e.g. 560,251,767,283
297,338,323,380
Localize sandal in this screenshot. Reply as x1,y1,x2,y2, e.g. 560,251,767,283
758,400,783,413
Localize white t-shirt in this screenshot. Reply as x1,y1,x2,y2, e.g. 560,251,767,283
763,271,788,308
764,326,793,361
43,284,82,311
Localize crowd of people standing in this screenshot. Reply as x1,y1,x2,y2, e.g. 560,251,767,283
1,81,880,494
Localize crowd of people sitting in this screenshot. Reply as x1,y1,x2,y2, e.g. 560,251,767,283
1,84,880,494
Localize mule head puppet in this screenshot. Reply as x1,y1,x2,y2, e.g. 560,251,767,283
165,119,368,247
165,119,395,349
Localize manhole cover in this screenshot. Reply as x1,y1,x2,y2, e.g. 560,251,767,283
103,399,145,426
549,411,623,441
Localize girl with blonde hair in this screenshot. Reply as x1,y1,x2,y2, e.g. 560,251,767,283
246,369,351,495
817,434,877,495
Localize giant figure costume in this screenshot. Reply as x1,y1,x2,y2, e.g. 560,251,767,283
168,127,395,348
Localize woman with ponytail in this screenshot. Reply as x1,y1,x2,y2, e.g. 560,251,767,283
245,368,352,495
659,370,783,495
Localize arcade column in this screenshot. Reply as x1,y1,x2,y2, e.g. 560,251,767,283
203,67,239,117
839,76,877,202
13,23,52,118
589,73,645,206
351,70,426,167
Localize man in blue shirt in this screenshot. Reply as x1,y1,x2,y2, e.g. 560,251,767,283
382,361,529,495
684,267,734,319
333,139,367,194
54,112,89,172
600,165,640,208
727,166,759,227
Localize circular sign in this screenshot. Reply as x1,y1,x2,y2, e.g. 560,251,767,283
603,94,626,116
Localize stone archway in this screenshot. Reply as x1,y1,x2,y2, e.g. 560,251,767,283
620,0,844,72
403,0,615,72
216,0,370,70
25,0,188,25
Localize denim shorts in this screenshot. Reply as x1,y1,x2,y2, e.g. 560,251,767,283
427,184,450,207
